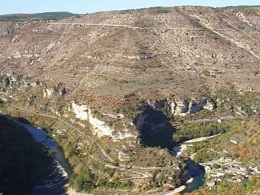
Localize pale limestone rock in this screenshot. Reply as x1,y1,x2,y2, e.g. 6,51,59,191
9,76,17,82
88,112,113,136
118,151,131,162
71,102,88,120
113,131,136,140
203,99,216,111
30,82,38,87
43,88,55,98
148,99,167,110
13,51,21,58
171,98,216,116
171,99,189,116
71,103,136,140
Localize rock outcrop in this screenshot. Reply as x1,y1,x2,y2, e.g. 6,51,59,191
71,102,137,140
43,83,68,98
171,99,190,116
171,98,216,116
43,88,55,98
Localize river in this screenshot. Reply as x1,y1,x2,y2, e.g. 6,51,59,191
19,121,207,195
18,122,71,195
172,134,221,192
166,136,217,195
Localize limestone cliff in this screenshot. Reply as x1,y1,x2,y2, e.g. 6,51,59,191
72,102,137,140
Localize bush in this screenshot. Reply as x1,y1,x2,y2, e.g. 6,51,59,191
70,167,96,192
212,164,221,169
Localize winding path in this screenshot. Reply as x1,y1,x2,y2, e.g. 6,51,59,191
9,105,114,162
48,22,239,32
179,115,252,126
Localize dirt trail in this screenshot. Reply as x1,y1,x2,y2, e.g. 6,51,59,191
48,22,238,31
9,105,114,162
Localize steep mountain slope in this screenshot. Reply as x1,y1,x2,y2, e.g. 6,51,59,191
0,6,259,99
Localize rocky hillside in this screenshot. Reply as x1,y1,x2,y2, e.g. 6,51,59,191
0,6,260,98
0,6,260,194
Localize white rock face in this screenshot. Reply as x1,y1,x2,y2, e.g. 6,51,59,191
30,82,38,87
171,99,189,116
88,112,113,136
13,51,22,58
112,132,134,140
71,102,89,120
71,103,136,140
171,98,215,116
203,99,215,111
43,88,55,98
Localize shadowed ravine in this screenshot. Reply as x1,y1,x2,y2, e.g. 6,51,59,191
0,115,54,195
0,115,69,195
16,118,70,195
134,105,175,149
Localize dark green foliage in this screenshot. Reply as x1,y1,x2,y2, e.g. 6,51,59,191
104,167,116,177
97,179,133,189
0,115,53,195
70,167,96,192
70,165,133,192
173,122,229,143
214,89,260,115
0,12,77,21
151,7,171,14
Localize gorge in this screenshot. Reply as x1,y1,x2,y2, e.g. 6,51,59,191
0,5,260,195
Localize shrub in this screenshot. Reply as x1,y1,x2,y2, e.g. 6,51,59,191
151,7,171,14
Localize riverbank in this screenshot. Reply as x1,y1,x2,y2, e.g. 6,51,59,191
0,114,56,195
18,122,70,195
173,134,220,157
167,135,222,194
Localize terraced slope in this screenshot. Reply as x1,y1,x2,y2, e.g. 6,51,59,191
0,6,259,99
